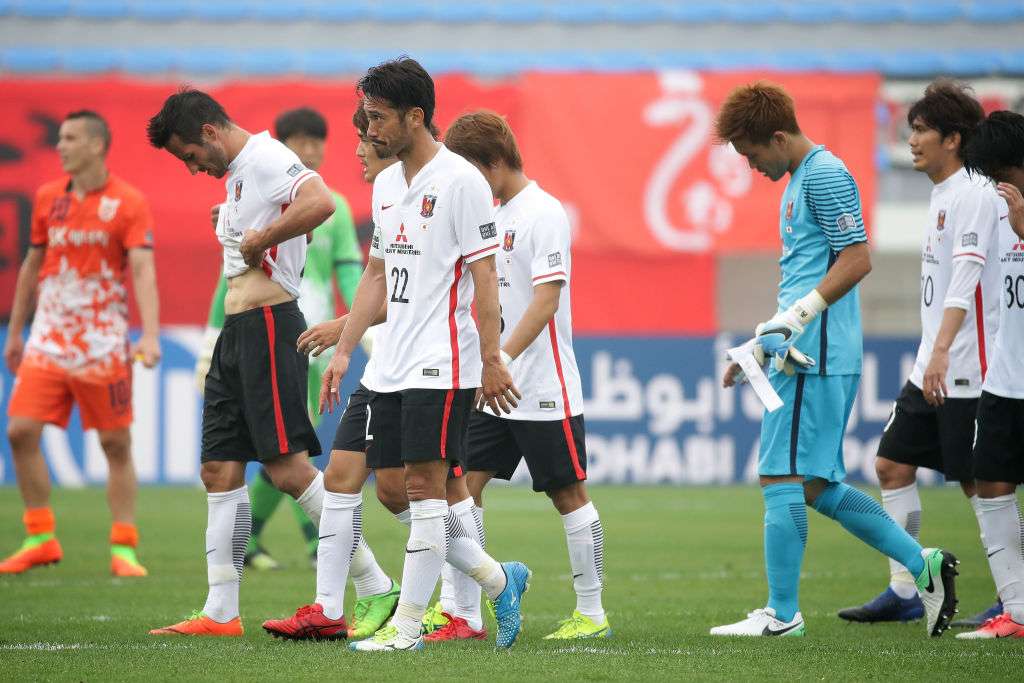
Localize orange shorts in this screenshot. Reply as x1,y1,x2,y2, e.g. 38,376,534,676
7,357,133,431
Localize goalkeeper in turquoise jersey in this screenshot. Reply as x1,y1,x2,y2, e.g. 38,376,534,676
196,107,363,570
711,82,959,639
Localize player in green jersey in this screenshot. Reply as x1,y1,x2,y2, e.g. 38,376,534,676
196,107,363,570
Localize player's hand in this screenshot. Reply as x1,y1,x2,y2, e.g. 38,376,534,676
480,358,521,415
3,335,24,374
755,310,805,369
997,182,1024,240
132,335,161,368
210,203,222,231
319,351,351,415
298,316,347,356
922,348,949,406
722,362,744,388
240,229,266,268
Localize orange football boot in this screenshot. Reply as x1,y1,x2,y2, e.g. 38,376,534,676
149,611,244,636
0,537,63,574
424,613,488,642
111,546,148,577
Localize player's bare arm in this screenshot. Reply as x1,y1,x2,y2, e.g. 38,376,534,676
3,246,44,374
128,247,162,368
297,301,387,357
320,255,386,413
921,307,967,407
239,176,334,267
814,241,872,304
997,182,1024,240
499,281,562,361
469,254,521,414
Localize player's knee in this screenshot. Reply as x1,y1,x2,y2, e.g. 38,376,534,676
547,482,590,515
875,457,913,488
7,419,42,456
323,463,361,494
375,484,407,514
98,430,131,462
200,462,239,492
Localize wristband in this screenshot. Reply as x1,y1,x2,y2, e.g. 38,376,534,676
791,289,828,326
500,350,513,365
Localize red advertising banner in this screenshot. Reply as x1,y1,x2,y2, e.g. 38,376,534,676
0,72,877,334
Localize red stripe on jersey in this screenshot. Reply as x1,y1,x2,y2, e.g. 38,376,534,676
464,244,498,260
955,252,986,261
288,172,316,202
447,257,464,389
262,306,290,454
974,284,988,380
547,320,585,481
439,389,455,460
532,270,567,282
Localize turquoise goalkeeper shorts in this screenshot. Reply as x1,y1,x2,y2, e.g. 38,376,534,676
758,370,860,482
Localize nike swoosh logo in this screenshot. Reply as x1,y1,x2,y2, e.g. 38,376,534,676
382,204,394,210
763,622,802,636
206,548,216,555
318,534,336,541
406,547,430,554
572,573,583,579
987,548,1004,558
924,571,935,593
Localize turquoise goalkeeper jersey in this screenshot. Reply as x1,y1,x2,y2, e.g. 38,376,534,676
777,146,868,376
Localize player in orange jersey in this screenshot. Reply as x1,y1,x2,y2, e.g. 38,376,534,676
2,110,161,577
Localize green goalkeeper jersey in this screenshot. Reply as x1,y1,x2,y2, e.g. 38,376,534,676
203,190,363,425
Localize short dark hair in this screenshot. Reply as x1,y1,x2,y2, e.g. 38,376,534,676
445,111,523,171
147,87,230,149
275,107,327,142
907,79,984,159
964,110,1024,179
357,57,435,129
65,109,111,153
714,81,800,145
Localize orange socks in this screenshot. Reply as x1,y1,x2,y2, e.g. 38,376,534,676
110,522,139,547
24,507,55,536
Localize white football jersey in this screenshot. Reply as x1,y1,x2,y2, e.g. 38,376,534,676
216,131,319,297
492,182,583,421
983,212,1024,399
365,145,498,392
909,168,1001,398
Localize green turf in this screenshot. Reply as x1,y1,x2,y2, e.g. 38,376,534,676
1,485,1021,681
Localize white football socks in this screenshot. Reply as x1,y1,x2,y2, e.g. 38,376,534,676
443,504,506,600
202,486,251,623
978,494,1024,623
393,499,448,641
446,498,484,630
394,508,411,527
881,483,921,599
350,539,394,599
563,502,605,623
295,471,324,529
315,491,362,620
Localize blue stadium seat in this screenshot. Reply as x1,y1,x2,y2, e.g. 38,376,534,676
722,3,785,23
71,0,130,20
237,49,300,76
13,0,71,19
300,49,375,76
187,0,254,22
823,50,884,72
372,0,434,22
133,0,189,21
965,1,1024,23
312,0,373,22
547,1,611,24
608,2,670,24
764,51,831,71
2,46,61,72
663,4,728,23
783,2,844,24
487,1,546,23
944,50,1004,75
432,2,490,23
61,48,120,73
651,51,718,70
417,51,473,75
120,48,179,74
587,52,658,71
251,1,313,22
839,2,906,23
0,0,12,15
902,1,963,23
465,52,531,77
998,50,1024,74
178,49,235,75
880,51,947,77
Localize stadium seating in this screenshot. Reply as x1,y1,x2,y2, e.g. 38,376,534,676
4,1,1024,25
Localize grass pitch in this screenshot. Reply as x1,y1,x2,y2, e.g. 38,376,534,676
1,485,1021,681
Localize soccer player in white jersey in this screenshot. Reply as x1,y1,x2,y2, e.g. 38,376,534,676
957,111,1024,639
145,89,335,636
438,111,609,641
840,81,1002,626
319,58,530,652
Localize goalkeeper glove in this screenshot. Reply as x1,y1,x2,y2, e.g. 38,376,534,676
755,289,827,371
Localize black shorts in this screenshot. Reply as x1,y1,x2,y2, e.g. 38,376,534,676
973,391,1024,484
876,381,977,481
465,410,587,493
201,301,321,463
331,383,373,453
365,388,475,470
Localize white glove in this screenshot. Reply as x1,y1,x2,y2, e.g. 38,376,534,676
755,289,827,370
194,326,219,395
